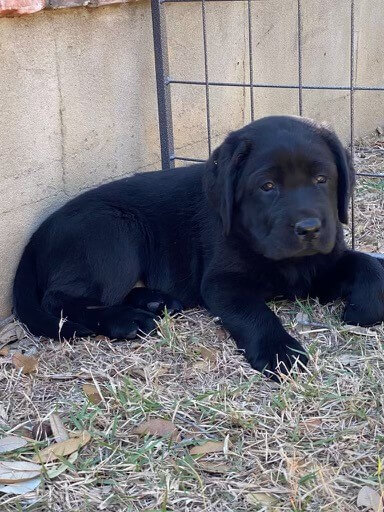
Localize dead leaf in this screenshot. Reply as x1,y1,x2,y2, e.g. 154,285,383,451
134,419,180,441
197,346,218,363
197,461,231,474
216,327,229,342
0,347,9,357
0,436,28,454
33,430,91,463
246,492,279,507
338,354,361,366
127,366,146,379
12,352,38,374
300,418,322,432
83,383,102,405
357,486,383,511
190,440,224,456
192,361,209,371
154,365,169,377
68,430,86,438
94,335,111,342
0,476,41,495
0,460,41,483
0,315,14,329
0,323,25,348
13,427,33,440
295,312,310,324
0,355,12,367
49,413,69,443
46,451,78,479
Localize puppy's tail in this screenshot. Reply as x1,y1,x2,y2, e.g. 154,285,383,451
13,243,93,340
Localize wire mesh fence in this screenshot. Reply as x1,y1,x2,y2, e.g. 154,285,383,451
151,0,384,251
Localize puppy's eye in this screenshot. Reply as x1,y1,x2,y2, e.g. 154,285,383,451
260,182,275,191
316,175,327,184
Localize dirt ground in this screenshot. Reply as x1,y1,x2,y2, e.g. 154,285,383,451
0,135,383,512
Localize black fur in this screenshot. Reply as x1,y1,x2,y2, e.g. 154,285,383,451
13,116,384,379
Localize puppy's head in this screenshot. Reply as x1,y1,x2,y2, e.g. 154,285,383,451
204,115,354,260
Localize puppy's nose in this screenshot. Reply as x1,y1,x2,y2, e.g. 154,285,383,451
295,218,321,237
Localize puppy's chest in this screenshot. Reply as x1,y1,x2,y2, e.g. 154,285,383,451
272,264,316,300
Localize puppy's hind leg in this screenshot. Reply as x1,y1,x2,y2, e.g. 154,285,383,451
41,211,153,339
124,288,183,316
94,304,158,339
41,290,98,338
42,291,157,340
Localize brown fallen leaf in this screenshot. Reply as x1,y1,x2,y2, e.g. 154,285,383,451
13,427,33,440
134,419,180,441
357,486,384,511
94,335,111,342
0,436,28,454
127,367,146,379
33,430,91,463
12,352,38,374
192,361,209,371
49,413,69,443
154,365,169,377
0,460,41,483
68,430,86,438
83,383,102,405
246,492,279,507
190,440,224,456
0,347,10,357
300,418,322,432
197,461,231,474
0,355,13,369
215,327,229,342
197,346,219,363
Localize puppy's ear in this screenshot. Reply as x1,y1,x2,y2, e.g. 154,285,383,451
203,135,252,235
320,125,355,224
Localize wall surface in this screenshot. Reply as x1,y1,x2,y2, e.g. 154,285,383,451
1,0,384,317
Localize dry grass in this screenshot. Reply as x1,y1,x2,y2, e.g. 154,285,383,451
346,135,384,252
0,138,383,512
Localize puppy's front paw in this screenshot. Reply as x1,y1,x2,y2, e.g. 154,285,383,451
343,258,384,327
246,333,308,380
343,294,384,327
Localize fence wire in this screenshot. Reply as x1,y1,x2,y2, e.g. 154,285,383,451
151,0,384,250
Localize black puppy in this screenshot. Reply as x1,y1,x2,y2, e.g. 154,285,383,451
13,116,384,378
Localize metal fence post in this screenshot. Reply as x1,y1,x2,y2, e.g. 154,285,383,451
151,0,175,169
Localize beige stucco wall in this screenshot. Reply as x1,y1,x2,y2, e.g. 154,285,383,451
1,0,384,318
